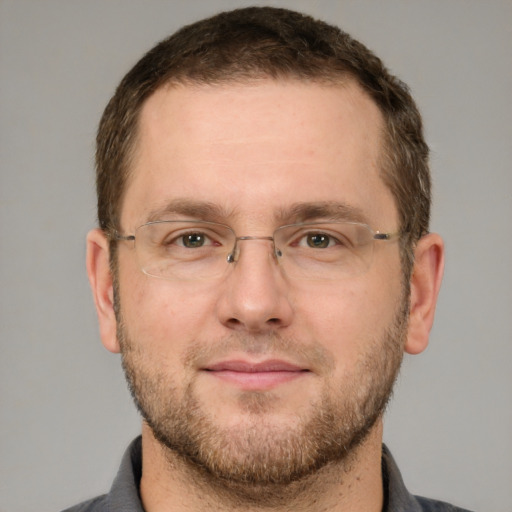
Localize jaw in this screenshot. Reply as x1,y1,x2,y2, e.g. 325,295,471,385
140,418,385,512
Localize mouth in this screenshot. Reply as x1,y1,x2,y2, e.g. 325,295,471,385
202,359,311,391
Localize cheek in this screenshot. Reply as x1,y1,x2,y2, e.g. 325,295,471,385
117,262,218,358
291,274,402,365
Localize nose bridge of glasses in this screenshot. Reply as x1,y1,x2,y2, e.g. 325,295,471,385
227,235,278,264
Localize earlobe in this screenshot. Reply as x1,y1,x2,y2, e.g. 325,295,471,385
405,233,445,355
86,229,121,354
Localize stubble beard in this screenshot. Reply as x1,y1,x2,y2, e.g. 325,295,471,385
117,296,408,491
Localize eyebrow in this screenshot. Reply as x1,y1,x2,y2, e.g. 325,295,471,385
278,201,369,225
144,199,369,226
145,199,234,223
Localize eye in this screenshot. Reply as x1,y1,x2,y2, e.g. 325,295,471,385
143,222,232,255
179,232,207,248
293,231,344,249
286,228,344,250
172,231,219,248
305,233,334,249
281,224,358,252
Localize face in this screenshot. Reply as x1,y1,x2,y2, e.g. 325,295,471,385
113,80,407,484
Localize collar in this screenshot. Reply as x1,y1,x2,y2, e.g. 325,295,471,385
104,437,432,512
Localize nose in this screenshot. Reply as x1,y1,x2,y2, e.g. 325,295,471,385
215,238,294,333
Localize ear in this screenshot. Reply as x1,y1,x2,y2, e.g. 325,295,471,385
86,229,120,353
405,233,445,355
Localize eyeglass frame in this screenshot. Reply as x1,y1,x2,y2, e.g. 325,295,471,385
109,219,402,280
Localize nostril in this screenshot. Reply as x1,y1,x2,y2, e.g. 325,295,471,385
226,317,242,329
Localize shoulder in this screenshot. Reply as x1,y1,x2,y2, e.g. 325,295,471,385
382,445,474,512
60,494,108,512
414,495,474,512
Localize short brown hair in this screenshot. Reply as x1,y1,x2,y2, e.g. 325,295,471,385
96,6,430,273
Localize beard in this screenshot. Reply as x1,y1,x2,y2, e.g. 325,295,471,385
117,295,408,489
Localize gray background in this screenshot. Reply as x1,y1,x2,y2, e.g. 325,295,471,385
1,1,511,511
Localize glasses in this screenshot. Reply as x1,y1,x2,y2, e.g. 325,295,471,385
113,220,400,281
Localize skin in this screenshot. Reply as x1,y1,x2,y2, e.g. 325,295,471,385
87,80,444,512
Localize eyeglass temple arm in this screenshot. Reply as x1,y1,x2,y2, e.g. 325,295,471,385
374,232,400,241
110,231,135,241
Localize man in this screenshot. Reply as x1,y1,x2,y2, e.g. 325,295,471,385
66,6,470,512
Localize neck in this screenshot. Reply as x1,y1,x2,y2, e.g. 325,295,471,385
139,421,385,512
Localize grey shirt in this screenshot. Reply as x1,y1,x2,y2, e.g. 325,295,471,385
62,437,473,512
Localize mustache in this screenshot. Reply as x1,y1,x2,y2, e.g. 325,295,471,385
181,332,335,374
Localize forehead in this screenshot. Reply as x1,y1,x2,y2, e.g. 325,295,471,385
123,79,396,229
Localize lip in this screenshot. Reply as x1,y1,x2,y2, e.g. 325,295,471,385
202,359,310,390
